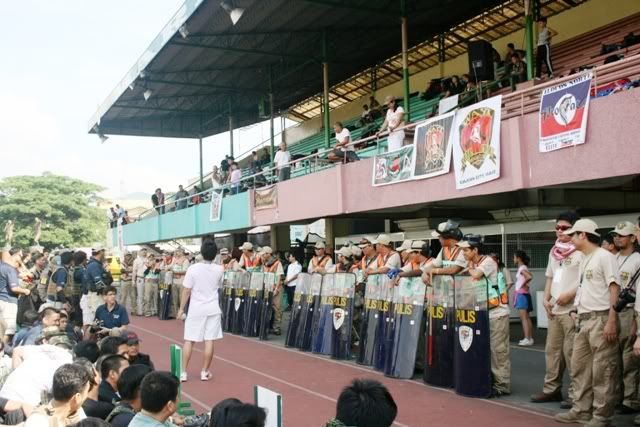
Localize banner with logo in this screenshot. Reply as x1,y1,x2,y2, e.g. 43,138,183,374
411,111,455,180
372,145,414,186
451,95,502,189
254,185,277,210
539,72,592,152
210,190,223,221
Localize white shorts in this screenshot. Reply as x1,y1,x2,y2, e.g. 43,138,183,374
80,292,102,326
184,314,223,342
0,301,17,335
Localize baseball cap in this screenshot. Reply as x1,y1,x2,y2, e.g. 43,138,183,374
260,246,273,255
335,247,352,258
239,242,253,251
219,248,230,255
91,243,106,253
314,242,326,249
350,246,362,257
372,234,392,246
357,238,373,248
563,219,600,237
396,240,413,252
456,234,483,249
431,220,462,239
612,221,637,237
408,240,426,252
124,331,140,344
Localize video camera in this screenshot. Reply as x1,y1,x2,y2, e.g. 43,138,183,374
613,267,640,313
88,319,105,335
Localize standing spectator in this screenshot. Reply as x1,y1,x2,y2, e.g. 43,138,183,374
210,166,223,190
142,256,160,318
106,365,152,427
248,151,262,176
190,186,202,206
128,372,179,427
535,17,556,79
177,240,223,382
175,186,189,210
513,250,534,346
151,189,165,215
169,249,189,319
555,219,620,425
131,250,147,317
273,142,291,182
0,248,32,342
327,379,397,427
328,122,356,163
377,96,405,152
115,205,125,222
107,209,116,229
361,104,372,124
220,156,231,183
119,253,135,315
284,253,301,311
229,163,242,195
94,286,129,337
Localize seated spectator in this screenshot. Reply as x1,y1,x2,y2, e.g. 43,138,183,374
18,307,61,346
73,341,100,364
106,365,152,427
128,372,179,427
360,104,373,124
12,309,39,348
273,142,291,182
450,75,464,95
510,53,527,89
99,336,129,359
209,398,266,427
97,354,129,405
72,417,111,427
24,363,91,427
94,286,129,338
60,310,83,343
326,379,397,427
76,358,114,420
421,79,443,101
175,186,189,210
248,151,262,176
328,122,358,163
229,164,242,195
124,332,154,369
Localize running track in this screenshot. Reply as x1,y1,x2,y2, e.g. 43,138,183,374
131,317,558,427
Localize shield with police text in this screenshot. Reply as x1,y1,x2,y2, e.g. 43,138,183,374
357,274,381,366
453,275,491,398
373,275,395,371
297,273,323,351
286,273,312,348
312,273,336,355
330,273,356,360
222,271,238,332
382,277,427,379
257,272,276,341
243,272,264,337
231,271,250,335
424,274,456,388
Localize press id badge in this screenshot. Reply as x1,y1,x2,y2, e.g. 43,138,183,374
553,268,563,284
574,286,582,307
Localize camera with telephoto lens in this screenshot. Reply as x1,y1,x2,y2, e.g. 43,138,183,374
613,288,636,312
88,319,105,334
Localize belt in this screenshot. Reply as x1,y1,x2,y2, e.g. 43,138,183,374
578,310,609,320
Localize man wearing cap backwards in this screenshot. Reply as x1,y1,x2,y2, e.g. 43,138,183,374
308,242,334,274
259,247,285,335
237,242,261,272
458,235,511,397
365,235,401,276
610,221,640,414
131,249,147,317
397,241,432,278
169,249,190,319
555,219,620,426
531,211,582,408
421,220,466,284
81,245,107,339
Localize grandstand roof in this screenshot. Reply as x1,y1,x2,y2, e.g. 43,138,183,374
89,0,584,139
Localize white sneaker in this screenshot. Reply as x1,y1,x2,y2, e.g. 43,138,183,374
200,371,212,381
519,338,534,346
518,338,528,345
180,372,187,382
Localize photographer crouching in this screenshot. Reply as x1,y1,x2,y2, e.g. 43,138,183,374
92,286,129,340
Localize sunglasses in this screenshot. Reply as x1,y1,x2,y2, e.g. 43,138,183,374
555,225,571,231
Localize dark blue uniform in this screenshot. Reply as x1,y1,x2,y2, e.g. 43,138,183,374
84,258,106,294
95,303,129,329
48,267,68,303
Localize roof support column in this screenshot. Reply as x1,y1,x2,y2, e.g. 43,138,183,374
401,0,410,121
524,0,536,80
322,31,331,148
269,66,275,168
228,99,234,157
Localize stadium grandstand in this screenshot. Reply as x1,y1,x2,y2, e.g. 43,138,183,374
91,0,640,424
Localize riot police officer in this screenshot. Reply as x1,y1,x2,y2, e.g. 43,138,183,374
82,244,107,339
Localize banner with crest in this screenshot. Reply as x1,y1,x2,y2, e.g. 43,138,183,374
451,95,502,189
371,145,414,186
254,185,277,210
411,111,456,180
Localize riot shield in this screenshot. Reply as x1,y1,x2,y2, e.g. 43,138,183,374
357,274,381,366
258,272,276,340
330,273,356,360
286,273,311,348
373,275,394,371
424,274,456,387
383,276,427,379
297,273,323,351
231,271,250,335
158,271,172,320
221,271,237,332
243,272,264,337
312,273,336,355
454,275,491,398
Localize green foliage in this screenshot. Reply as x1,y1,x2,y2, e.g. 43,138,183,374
0,173,106,250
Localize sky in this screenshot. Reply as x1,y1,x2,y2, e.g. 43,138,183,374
0,0,287,199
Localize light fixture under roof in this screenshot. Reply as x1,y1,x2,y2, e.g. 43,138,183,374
179,24,189,39
220,1,245,26
143,89,153,101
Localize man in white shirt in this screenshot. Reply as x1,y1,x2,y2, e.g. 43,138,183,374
177,240,224,382
365,234,401,276
273,142,291,182
328,122,356,163
131,249,148,317
284,254,302,311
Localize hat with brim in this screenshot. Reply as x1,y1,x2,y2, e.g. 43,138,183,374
335,247,352,258
260,246,273,255
372,234,392,246
408,240,426,252
563,219,600,237
219,248,230,255
612,221,637,237
92,243,106,253
314,242,326,250
239,242,253,251
396,240,412,252
357,238,372,248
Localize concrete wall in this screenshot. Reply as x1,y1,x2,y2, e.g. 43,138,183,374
284,0,640,143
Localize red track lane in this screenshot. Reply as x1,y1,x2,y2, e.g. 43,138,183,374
131,317,557,427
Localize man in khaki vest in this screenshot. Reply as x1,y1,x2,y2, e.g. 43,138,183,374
555,219,620,427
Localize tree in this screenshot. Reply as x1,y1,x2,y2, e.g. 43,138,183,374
0,173,106,250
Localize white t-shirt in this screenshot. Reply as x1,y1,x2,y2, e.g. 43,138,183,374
274,150,291,170
286,262,302,287
336,128,352,151
382,252,402,269
386,106,405,130
183,262,223,318
0,345,73,406
545,250,584,315
575,247,619,314
617,252,640,310
230,169,242,184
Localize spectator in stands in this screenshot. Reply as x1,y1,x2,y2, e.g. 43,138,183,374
377,96,405,152
229,163,242,195
124,332,154,369
24,363,91,427
361,104,373,124
94,286,129,337
220,156,231,183
328,122,357,163
128,372,179,427
151,189,165,215
327,379,397,427
273,142,291,182
535,17,556,80
259,148,270,168
368,96,381,116
76,358,113,420
284,253,301,312
98,354,129,405
421,79,442,101
450,75,464,95
248,151,262,176
106,365,152,427
510,53,527,89
601,233,618,255
190,186,202,206
116,205,125,222
211,166,223,190
175,186,189,210
108,208,117,229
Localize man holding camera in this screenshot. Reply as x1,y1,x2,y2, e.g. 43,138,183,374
555,219,620,426
612,221,640,414
82,245,107,339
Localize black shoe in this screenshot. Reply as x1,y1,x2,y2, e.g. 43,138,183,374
618,405,639,415
530,391,563,403
560,400,572,409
